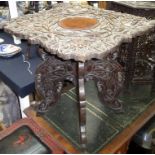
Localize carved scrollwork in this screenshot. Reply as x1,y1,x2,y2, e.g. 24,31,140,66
35,54,124,150
85,59,124,110
35,55,76,114
36,52,124,113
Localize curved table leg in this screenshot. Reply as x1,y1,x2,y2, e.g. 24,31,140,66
85,59,124,111
78,62,87,152
35,55,124,151
35,58,64,114
35,56,76,115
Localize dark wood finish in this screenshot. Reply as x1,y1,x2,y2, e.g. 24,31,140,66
2,2,155,151
107,1,155,84
35,56,77,114
25,100,155,153
35,54,124,149
0,118,64,154
35,54,124,112
85,58,124,110
78,62,87,151
107,2,155,19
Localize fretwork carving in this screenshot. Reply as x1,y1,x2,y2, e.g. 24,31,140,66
85,59,124,110
35,55,76,114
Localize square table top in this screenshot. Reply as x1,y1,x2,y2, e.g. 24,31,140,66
1,3,155,62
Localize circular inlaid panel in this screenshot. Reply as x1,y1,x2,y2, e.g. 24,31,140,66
58,17,98,30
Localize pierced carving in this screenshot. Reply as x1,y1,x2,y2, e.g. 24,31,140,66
35,54,124,150
85,59,124,110
35,56,76,114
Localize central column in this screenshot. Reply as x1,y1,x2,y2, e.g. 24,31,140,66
78,62,87,151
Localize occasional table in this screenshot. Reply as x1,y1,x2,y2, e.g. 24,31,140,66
1,3,155,151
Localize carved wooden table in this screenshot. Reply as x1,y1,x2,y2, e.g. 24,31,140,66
1,3,155,152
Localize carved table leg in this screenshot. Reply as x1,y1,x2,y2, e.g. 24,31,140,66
78,62,87,151
35,57,65,114
35,56,76,115
35,55,124,151
85,59,124,111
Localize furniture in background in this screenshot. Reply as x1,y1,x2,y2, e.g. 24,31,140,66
107,1,155,19
107,2,155,152
1,2,155,152
0,118,63,153
107,1,155,85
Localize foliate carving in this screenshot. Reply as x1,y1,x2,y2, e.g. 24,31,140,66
35,55,76,113
85,59,124,110
36,54,124,113
133,30,155,82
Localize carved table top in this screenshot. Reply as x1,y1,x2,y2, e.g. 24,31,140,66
1,3,155,62
113,1,155,10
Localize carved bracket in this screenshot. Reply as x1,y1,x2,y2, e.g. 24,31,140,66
85,59,124,110
35,54,124,113
35,55,76,114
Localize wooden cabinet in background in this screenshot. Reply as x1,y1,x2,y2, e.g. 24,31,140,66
98,1,107,9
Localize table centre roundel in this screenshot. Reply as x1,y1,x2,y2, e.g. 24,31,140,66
58,17,98,30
